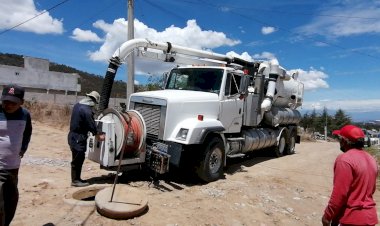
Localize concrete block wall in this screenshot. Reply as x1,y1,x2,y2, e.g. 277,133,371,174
0,56,80,92
24,92,127,109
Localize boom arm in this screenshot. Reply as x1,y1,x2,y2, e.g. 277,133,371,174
99,38,256,112
113,38,232,63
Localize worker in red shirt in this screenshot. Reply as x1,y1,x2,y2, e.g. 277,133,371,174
322,125,378,226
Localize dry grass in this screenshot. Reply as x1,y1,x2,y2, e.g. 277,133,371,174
24,101,71,129
366,146,380,163
300,132,315,142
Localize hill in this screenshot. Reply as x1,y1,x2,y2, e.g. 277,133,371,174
0,52,128,97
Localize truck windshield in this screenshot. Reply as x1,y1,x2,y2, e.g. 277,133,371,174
166,68,224,94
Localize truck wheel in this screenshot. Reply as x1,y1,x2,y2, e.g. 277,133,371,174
274,133,286,157
285,132,296,155
197,137,224,182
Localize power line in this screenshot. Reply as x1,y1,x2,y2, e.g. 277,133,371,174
174,0,380,61
72,0,122,29
184,0,380,20
230,10,380,61
144,0,188,23
0,0,70,36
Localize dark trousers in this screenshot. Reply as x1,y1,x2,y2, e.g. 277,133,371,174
70,148,86,181
0,169,19,226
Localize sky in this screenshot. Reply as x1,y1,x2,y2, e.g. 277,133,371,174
1,0,380,121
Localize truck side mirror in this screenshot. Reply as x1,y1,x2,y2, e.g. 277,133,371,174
162,72,169,89
239,75,250,97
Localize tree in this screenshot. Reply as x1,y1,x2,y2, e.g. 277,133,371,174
332,109,352,132
301,109,319,133
310,108,319,133
140,74,164,91
300,112,311,131
301,108,353,137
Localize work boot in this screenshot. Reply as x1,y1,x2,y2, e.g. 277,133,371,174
71,180,89,187
71,166,89,187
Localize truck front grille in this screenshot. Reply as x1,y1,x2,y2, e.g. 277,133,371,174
134,103,161,140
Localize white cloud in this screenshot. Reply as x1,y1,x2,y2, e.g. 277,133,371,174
0,0,63,34
247,41,264,47
238,26,245,34
220,6,231,12
70,28,103,42
253,51,276,60
289,68,329,91
81,18,241,74
303,99,380,113
226,51,254,62
296,2,380,38
261,26,276,35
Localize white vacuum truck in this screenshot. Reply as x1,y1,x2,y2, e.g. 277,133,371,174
87,38,304,182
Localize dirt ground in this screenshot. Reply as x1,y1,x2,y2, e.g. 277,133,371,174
10,121,380,226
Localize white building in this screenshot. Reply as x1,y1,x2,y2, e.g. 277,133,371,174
0,56,80,94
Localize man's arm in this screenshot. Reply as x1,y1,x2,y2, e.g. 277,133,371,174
323,159,352,223
82,106,98,135
20,110,32,157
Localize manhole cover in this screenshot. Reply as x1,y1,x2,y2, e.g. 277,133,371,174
95,185,148,219
64,185,109,206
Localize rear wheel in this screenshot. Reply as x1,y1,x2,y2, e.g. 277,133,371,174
196,137,224,182
274,133,286,157
367,138,372,147
285,132,296,155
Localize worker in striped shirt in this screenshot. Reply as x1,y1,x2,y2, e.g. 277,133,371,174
0,84,32,226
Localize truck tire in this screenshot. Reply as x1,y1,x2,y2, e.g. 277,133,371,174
274,133,286,157
196,137,224,182
285,132,296,155
367,138,372,147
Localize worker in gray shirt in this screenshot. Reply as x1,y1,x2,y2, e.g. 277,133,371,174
0,84,32,226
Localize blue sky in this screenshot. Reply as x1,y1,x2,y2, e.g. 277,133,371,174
1,0,380,121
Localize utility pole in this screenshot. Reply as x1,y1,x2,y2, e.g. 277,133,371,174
324,114,327,141
324,106,328,141
126,0,135,101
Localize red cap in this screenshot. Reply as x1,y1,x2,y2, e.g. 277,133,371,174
332,125,365,142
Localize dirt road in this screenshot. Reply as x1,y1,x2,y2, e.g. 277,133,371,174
11,122,380,226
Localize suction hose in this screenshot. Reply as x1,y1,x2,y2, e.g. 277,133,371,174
99,57,121,113
120,110,145,154
261,59,280,112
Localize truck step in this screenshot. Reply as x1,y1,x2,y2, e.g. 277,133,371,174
227,153,246,158
227,137,245,141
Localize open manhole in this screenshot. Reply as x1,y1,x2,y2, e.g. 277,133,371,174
64,185,109,206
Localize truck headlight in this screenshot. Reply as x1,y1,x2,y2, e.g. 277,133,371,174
176,128,189,140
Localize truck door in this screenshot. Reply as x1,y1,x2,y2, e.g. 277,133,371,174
219,72,244,133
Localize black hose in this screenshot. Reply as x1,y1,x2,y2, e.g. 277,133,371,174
99,57,121,112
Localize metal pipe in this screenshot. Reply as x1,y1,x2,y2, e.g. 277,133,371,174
261,59,280,112
126,0,135,101
112,38,232,63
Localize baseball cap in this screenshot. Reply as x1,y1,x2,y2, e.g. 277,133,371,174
86,91,100,104
332,125,365,143
1,84,25,104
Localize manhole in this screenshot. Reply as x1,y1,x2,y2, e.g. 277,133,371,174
95,185,148,219
64,185,109,206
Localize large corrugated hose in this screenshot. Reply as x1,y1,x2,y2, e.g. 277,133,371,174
99,57,121,112
120,111,144,155
99,108,146,157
